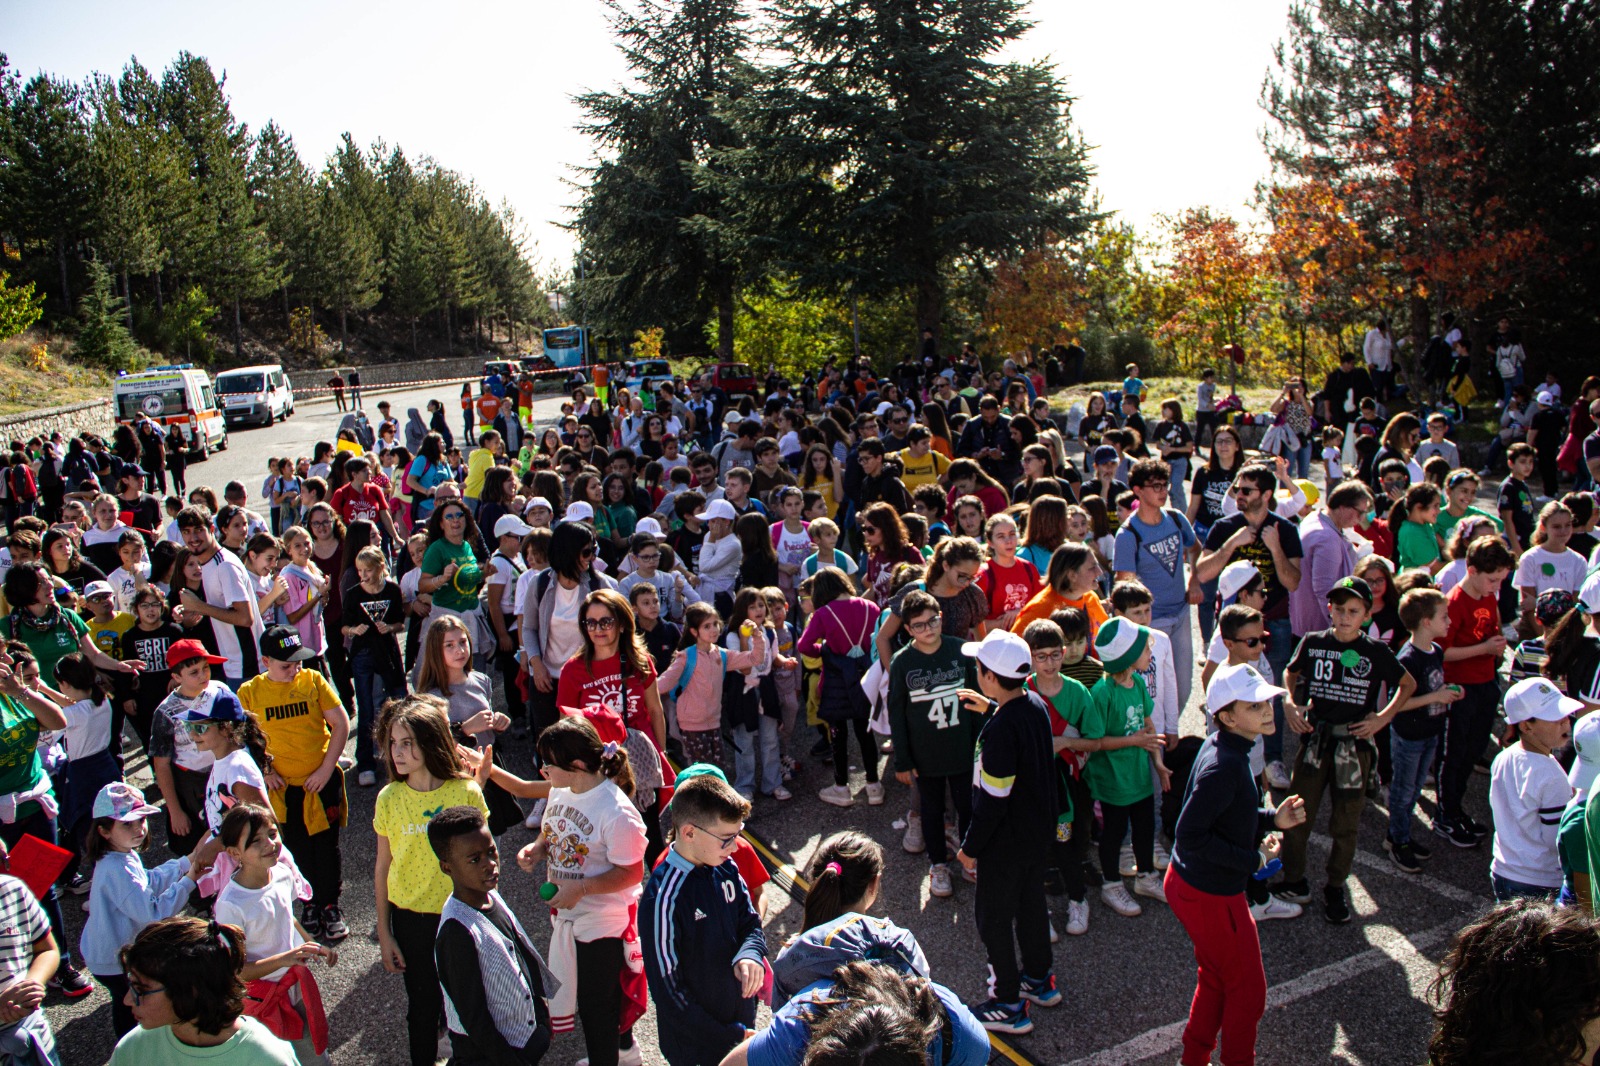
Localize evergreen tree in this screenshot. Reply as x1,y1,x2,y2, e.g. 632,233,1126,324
248,120,315,324
722,0,1095,342
76,259,141,370
0,63,95,311
308,172,382,351
386,206,437,355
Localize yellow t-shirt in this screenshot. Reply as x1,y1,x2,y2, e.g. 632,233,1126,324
463,448,495,501
238,670,343,780
373,777,487,913
892,448,951,491
86,613,134,659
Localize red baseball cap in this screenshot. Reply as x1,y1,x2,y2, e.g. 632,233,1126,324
166,639,226,670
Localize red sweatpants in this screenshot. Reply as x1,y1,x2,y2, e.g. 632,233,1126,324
1164,865,1268,1066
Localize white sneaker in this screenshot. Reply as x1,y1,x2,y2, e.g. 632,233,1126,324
1048,918,1060,944
524,798,547,830
1152,839,1171,871
576,1046,643,1066
357,770,377,787
1100,882,1142,917
864,782,885,806
1065,899,1089,935
1266,761,1291,789
1133,871,1167,904
929,863,954,898
818,784,855,808
1249,895,1304,921
337,754,355,770
1118,843,1136,877
903,814,926,854
771,785,793,801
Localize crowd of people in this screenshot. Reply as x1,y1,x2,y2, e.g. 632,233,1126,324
0,341,1594,1065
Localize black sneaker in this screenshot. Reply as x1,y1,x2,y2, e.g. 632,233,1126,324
1323,885,1351,924
300,904,322,940
62,873,90,896
969,997,1033,1035
49,962,92,999
1272,878,1312,905
1433,816,1480,849
1388,841,1423,874
319,905,349,942
1459,814,1490,840
1409,839,1433,861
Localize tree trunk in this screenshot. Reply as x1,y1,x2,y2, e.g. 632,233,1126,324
56,235,70,311
282,284,291,330
914,274,942,360
122,268,133,331
715,274,735,361
340,308,349,353
443,304,453,356
410,317,419,357
154,270,163,314
233,297,243,361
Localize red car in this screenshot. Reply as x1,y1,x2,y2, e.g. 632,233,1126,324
694,361,756,399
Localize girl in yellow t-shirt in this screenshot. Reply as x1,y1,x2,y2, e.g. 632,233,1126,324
372,693,490,1066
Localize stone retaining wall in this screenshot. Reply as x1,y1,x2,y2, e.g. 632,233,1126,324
0,398,115,444
313,357,487,389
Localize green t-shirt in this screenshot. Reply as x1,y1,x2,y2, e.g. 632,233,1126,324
1396,519,1442,571
1560,799,1589,891
109,1015,298,1065
1082,673,1154,806
1032,672,1093,748
886,636,979,779
1434,505,1503,546
4,609,88,692
0,696,45,819
422,537,483,614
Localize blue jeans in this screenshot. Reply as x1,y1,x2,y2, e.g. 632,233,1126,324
351,647,405,774
1492,873,1557,902
1289,441,1313,479
1387,732,1440,844
1152,611,1194,714
1197,576,1220,647
732,717,782,797
1264,616,1295,763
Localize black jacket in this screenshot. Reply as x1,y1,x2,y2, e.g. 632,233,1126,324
1171,730,1277,896
961,690,1056,860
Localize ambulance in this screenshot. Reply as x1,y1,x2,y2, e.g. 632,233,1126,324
112,364,228,458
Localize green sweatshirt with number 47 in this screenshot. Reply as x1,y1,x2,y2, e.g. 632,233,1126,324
887,636,979,779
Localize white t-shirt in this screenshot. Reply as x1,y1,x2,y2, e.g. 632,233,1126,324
1322,447,1343,481
773,522,813,574
540,779,647,938
400,566,423,607
200,547,265,681
1437,558,1467,594
204,747,267,834
545,581,584,667
164,518,182,545
59,697,113,761
488,553,523,617
107,562,150,614
778,431,802,460
1514,546,1587,598
214,863,303,982
1489,743,1570,888
513,567,540,621
152,683,226,773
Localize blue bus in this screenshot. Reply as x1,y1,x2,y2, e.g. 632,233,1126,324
542,326,592,369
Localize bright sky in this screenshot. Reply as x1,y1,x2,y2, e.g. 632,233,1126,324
7,0,1291,274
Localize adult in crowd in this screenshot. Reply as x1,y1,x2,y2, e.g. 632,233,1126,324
956,396,1019,484
1187,425,1245,645
855,440,913,513
417,497,491,657
1363,317,1395,402
1290,481,1371,635
137,420,167,495
1196,464,1303,790
405,432,451,526
175,506,264,690
521,522,616,744
1269,379,1315,479
1112,458,1200,708
1370,413,1424,493
1318,352,1375,457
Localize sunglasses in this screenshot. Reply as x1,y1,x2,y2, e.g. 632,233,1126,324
583,616,617,632
184,721,214,734
860,525,878,534
442,512,467,522
1226,635,1265,648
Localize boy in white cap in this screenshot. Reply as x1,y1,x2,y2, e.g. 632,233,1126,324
1276,575,1414,923
952,629,1059,1035
1168,663,1307,1066
1489,677,1579,901
1558,711,1600,908
1086,616,1169,917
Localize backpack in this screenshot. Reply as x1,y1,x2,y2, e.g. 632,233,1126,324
665,643,729,703
9,464,35,502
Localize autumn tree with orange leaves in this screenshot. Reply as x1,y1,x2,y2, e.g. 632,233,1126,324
1156,209,1274,377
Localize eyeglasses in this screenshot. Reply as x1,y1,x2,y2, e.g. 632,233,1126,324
583,616,617,632
1032,649,1065,663
1226,635,1265,648
123,978,166,1006
906,614,943,634
577,432,594,439
689,823,741,850
635,553,660,563
184,721,213,734
310,521,332,530
952,570,976,585
1141,482,1170,492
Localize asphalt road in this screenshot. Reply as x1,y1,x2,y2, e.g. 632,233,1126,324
40,400,1494,1065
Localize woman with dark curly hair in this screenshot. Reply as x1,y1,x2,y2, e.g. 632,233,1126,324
1427,898,1600,1066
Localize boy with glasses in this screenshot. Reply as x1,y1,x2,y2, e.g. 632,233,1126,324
1112,459,1200,710
887,590,980,899
619,532,698,622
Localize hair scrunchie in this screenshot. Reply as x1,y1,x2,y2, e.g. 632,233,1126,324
602,740,620,758
825,861,842,876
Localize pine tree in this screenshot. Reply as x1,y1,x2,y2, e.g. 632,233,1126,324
0,64,94,311
308,173,382,352
721,0,1096,343
76,259,141,370
248,120,315,325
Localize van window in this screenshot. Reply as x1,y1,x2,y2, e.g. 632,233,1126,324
216,373,264,394
198,384,216,410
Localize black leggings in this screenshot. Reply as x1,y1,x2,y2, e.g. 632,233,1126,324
95,971,137,1040
278,786,342,909
1099,796,1156,883
389,906,443,1066
575,936,636,1066
830,718,880,787
1054,770,1097,903
917,772,971,866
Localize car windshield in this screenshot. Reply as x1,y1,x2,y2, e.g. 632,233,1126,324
724,364,752,377
216,373,263,393
636,361,670,376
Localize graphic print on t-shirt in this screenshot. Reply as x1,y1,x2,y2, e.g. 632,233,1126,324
1140,526,1184,578
543,804,594,876
905,662,967,729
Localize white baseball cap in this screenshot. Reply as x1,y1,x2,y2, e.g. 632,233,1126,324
1218,561,1262,603
1537,390,1555,406
493,514,534,540
1579,569,1600,615
960,630,1034,680
524,496,553,516
83,580,115,600
635,516,664,538
1504,677,1585,725
696,499,737,523
1571,712,1600,794
1205,663,1287,716
564,501,595,523
875,401,895,417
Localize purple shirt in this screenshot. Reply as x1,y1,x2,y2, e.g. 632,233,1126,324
1290,510,1357,633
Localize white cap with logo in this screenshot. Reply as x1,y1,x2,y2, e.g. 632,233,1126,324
960,630,1034,681
1504,677,1585,725
1205,663,1287,716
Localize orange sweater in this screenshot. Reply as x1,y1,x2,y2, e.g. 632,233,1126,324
1012,587,1109,640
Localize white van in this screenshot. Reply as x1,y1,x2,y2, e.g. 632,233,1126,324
112,364,227,458
214,364,294,428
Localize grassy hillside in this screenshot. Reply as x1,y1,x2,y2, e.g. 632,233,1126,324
0,333,118,416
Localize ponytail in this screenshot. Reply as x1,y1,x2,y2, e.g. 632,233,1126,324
803,830,885,933
1543,607,1593,686
537,715,634,796
597,738,635,797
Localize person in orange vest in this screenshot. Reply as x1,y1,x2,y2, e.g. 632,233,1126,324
476,389,502,433
593,362,611,405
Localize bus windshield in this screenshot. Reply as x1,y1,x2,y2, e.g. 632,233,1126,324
215,373,263,394
544,329,582,349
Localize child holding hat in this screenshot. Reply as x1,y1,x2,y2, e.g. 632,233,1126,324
1490,677,1580,902
1167,663,1306,1066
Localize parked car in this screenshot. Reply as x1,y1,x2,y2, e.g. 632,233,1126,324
622,359,675,402
693,361,756,399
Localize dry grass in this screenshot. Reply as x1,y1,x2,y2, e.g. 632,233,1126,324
0,332,116,416
1049,375,1284,416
